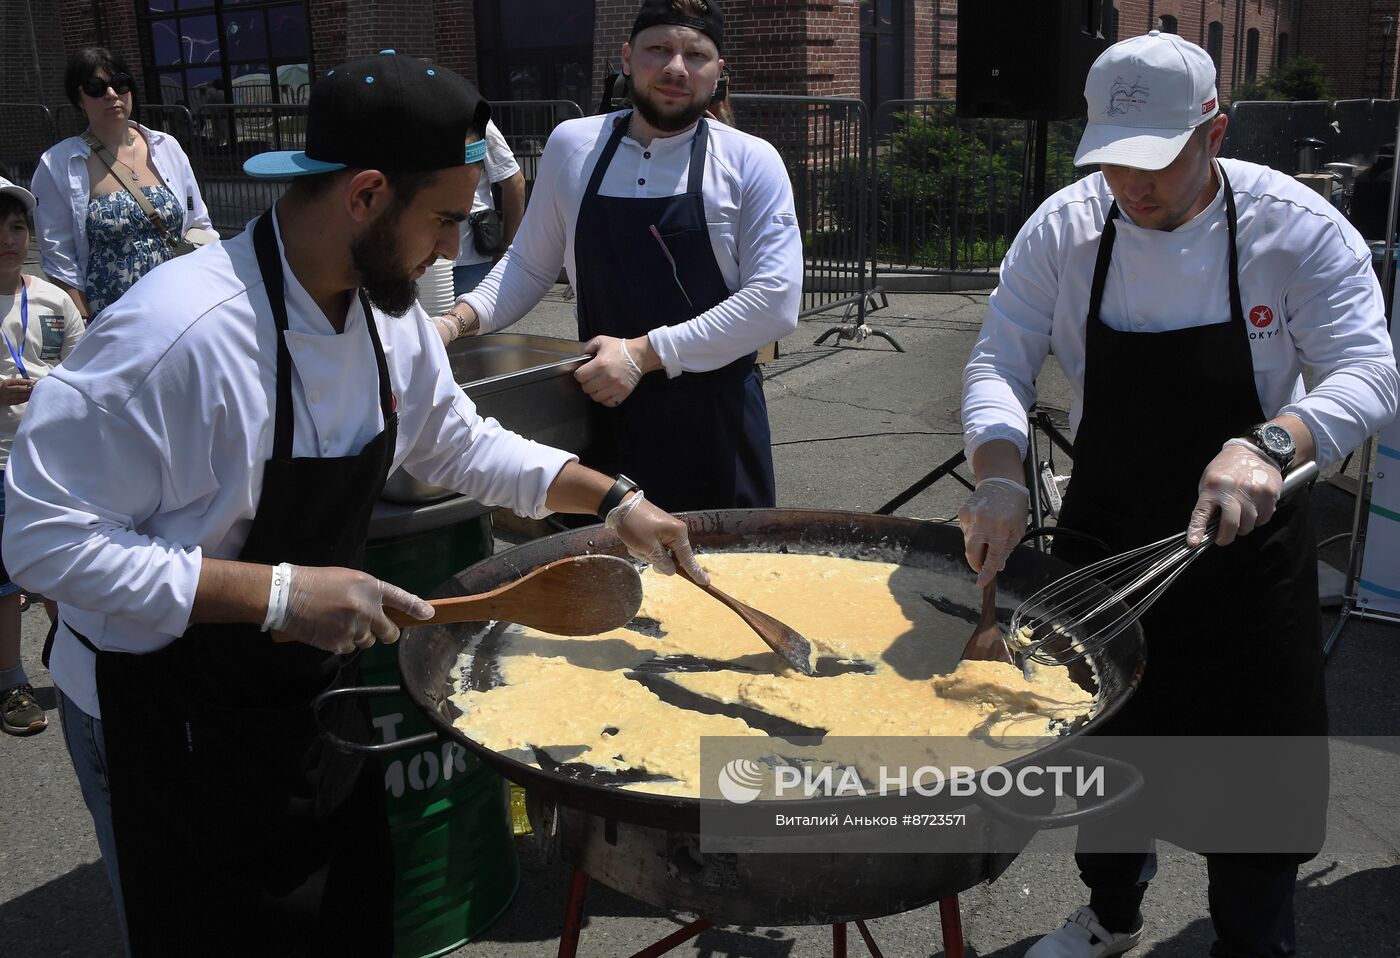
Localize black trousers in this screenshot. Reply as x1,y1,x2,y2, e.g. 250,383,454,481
1078,851,1299,956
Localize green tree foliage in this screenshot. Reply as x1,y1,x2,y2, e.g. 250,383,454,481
829,110,1083,270
1230,56,1333,103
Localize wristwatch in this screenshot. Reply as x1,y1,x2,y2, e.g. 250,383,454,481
597,474,640,520
1243,422,1295,472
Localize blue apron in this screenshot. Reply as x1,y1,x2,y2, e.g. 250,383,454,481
572,114,777,512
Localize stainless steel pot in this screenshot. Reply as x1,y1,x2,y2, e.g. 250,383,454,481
381,333,593,504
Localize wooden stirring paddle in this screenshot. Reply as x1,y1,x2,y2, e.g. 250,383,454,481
386,554,643,636
674,563,815,675
961,572,1015,665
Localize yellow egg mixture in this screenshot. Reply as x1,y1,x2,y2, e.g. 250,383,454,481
448,553,1094,796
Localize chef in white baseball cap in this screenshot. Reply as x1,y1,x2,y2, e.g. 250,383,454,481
958,29,1397,958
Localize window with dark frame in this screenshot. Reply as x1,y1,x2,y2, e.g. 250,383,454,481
1158,14,1178,34
1245,27,1260,82
1277,32,1289,69
474,0,594,108
136,0,312,110
1207,21,1224,72
859,0,904,121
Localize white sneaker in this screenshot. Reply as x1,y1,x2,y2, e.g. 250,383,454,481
1025,907,1143,958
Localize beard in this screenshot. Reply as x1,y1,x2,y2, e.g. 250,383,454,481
631,81,711,133
350,209,419,317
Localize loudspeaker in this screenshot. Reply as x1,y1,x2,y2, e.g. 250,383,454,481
957,0,1112,121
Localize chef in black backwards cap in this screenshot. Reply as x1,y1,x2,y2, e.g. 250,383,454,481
3,51,705,956
440,0,803,515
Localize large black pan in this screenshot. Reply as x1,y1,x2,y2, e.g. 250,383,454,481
322,509,1146,833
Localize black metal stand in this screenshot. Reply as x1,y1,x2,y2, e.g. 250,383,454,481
875,405,1074,528
814,289,903,351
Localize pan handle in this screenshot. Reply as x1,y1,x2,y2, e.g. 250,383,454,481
313,684,443,756
975,748,1144,830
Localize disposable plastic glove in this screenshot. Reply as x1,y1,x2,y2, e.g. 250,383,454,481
575,335,645,407
606,491,709,586
958,477,1030,588
274,565,434,655
1186,440,1282,547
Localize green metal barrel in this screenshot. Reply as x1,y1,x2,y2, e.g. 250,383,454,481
363,496,518,958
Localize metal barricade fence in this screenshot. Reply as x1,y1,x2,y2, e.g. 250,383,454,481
0,104,59,188
489,100,584,200
871,100,1087,272
184,103,308,234
731,94,871,318
1223,99,1399,171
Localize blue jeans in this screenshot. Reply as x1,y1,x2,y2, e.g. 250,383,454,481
453,262,493,297
58,689,131,956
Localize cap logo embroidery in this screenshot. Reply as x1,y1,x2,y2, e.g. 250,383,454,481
1202,97,1217,115
1249,305,1274,328
1105,75,1150,117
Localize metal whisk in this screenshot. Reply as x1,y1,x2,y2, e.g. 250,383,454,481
1010,461,1319,667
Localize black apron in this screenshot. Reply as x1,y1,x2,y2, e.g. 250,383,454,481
1055,171,1327,858
1055,169,1326,740
87,211,396,956
572,115,777,512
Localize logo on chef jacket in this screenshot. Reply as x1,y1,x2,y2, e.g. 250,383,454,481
717,758,766,804
1249,305,1274,329
1105,75,1150,117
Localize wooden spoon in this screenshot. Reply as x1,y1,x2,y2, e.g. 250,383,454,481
674,563,815,676
386,554,643,635
960,576,1015,665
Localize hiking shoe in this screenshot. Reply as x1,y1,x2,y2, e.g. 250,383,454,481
1,683,48,735
1026,907,1143,958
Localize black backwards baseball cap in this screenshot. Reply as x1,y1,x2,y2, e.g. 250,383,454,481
245,50,491,179
630,0,724,54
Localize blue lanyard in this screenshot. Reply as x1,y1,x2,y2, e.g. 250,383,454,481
4,281,29,380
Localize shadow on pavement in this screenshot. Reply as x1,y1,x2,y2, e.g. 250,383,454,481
0,860,122,956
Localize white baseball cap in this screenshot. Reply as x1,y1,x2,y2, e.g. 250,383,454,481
1074,30,1220,170
0,176,35,213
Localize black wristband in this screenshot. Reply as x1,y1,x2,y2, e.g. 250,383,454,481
597,474,640,521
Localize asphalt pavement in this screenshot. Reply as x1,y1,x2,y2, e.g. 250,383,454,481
2,284,1398,957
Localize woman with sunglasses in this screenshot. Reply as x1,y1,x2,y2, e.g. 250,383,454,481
31,48,215,323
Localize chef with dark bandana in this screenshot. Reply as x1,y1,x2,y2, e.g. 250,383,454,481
958,31,1397,958
3,52,705,957
441,0,803,514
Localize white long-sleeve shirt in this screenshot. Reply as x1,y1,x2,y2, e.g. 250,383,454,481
963,158,1399,468
461,112,802,377
30,123,216,291
4,212,576,718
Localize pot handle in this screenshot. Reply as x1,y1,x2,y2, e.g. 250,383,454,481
313,684,443,756
975,748,1144,830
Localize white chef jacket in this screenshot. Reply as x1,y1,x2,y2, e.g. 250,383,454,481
30,123,216,292
0,275,84,469
4,210,576,719
454,120,521,268
963,158,1399,469
461,112,802,377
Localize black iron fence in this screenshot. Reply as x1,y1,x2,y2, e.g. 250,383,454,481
731,94,872,318
871,100,1089,272
0,104,59,189
489,100,585,200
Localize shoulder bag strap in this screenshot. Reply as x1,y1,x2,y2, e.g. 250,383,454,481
83,131,179,250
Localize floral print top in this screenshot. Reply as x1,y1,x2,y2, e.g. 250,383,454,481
83,184,180,315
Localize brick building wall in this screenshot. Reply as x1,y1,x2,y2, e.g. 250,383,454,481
311,0,347,76
1299,0,1400,99
590,0,859,105
14,0,1386,127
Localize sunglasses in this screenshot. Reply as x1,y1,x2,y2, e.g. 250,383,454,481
80,73,133,98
